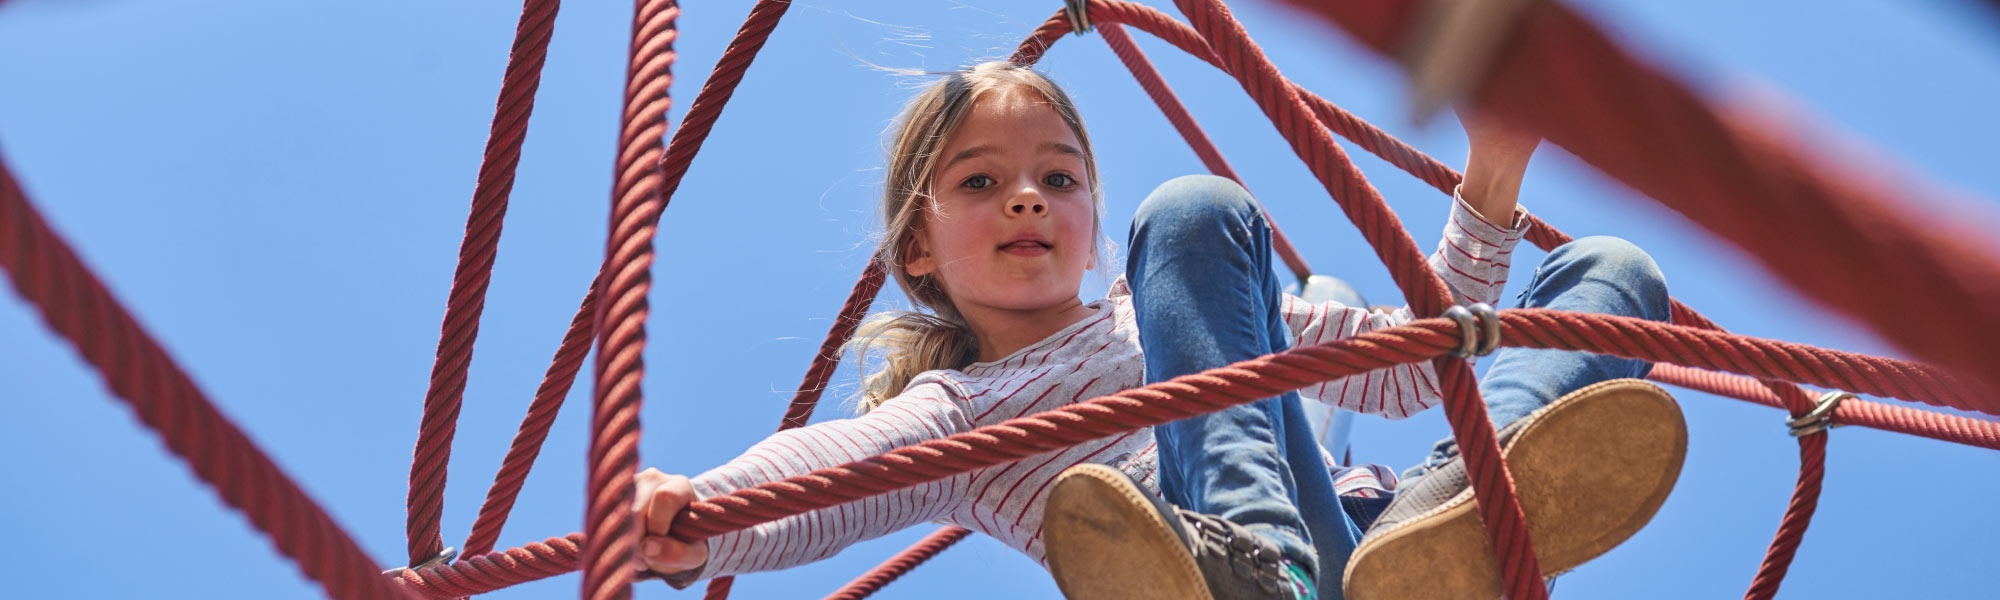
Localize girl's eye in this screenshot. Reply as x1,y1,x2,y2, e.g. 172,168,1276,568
962,174,994,190
1043,173,1077,188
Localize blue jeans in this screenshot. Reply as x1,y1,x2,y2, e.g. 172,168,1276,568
1127,175,1670,597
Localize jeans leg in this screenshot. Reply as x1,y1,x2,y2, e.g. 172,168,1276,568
1417,236,1670,466
1281,388,1363,598
1128,175,1352,592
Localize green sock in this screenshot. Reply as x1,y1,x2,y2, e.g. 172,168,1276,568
1284,562,1318,600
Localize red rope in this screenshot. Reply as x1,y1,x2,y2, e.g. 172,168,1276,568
775,259,888,430
1030,3,1543,593
821,526,974,600
1053,4,1869,596
583,2,677,598
701,576,736,599
665,310,1977,540
12,1,1990,596
0,164,408,599
1745,433,1828,600
1652,365,2000,450
1165,0,1544,595
405,0,562,566
465,3,808,588
434,4,1984,596
1097,22,1313,282
1168,0,1454,314
461,281,599,557
1047,8,1945,594
388,308,1991,594
655,0,793,202
597,2,801,597
687,261,894,597
1287,0,2000,411
395,534,585,598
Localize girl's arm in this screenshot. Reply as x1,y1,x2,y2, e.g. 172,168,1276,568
1458,110,1539,227
638,380,977,588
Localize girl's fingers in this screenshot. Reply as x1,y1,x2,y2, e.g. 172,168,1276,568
646,474,696,536
640,534,709,572
632,468,667,515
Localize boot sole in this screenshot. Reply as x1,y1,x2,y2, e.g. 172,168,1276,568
1044,463,1214,600
1343,378,1688,600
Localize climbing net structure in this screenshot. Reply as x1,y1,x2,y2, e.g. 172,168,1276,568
4,0,1999,598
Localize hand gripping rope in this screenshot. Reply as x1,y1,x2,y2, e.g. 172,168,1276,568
3,1,1999,599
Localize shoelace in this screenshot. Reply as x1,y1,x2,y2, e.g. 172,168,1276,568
1177,509,1290,594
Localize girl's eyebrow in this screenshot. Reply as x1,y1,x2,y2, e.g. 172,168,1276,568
941,145,994,174
1043,142,1085,159
944,142,1084,173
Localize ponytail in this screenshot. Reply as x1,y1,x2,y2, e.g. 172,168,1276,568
847,309,978,413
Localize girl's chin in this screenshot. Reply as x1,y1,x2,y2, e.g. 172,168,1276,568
971,293,1084,313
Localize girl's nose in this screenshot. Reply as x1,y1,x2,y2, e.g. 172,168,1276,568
1008,191,1047,216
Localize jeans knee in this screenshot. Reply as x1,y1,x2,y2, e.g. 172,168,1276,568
1131,174,1260,242
1555,236,1659,278
1550,236,1668,315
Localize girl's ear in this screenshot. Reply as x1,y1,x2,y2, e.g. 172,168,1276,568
904,234,937,278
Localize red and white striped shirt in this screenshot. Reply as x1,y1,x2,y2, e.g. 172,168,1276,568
685,193,1526,580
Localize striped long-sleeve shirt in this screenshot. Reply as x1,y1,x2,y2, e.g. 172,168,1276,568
678,192,1527,582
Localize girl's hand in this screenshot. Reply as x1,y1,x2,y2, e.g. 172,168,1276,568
1461,109,1539,166
632,468,709,574
1459,109,1539,223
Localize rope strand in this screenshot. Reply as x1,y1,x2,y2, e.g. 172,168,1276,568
582,2,678,598
390,309,1995,594
406,0,563,566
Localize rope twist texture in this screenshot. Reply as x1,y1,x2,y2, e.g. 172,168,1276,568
406,0,564,567
582,2,678,598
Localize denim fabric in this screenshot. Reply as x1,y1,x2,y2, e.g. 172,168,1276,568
1127,175,1353,592
1126,175,1670,598
1412,235,1673,473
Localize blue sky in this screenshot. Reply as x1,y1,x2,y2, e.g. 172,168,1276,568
3,0,1997,598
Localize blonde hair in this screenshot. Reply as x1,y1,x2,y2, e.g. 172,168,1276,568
849,61,1103,413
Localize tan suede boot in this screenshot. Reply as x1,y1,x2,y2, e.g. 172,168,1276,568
1343,378,1688,600
1044,464,1316,600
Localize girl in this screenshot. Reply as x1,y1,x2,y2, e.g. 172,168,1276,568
629,62,1686,600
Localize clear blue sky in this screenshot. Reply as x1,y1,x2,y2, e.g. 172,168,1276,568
3,0,1996,598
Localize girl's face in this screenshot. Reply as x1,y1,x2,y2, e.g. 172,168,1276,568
906,85,1096,316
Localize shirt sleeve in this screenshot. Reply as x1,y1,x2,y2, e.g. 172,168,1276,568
1430,185,1530,304
1281,187,1528,420
664,381,976,586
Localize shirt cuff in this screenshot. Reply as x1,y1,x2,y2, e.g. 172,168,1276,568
1435,185,1530,303
1449,184,1529,244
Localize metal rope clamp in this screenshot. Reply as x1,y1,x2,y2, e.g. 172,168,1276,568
1064,0,1093,35
382,546,458,578
1788,391,1853,437
1443,303,1501,358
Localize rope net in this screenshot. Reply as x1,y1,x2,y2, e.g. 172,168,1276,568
2,0,1996,599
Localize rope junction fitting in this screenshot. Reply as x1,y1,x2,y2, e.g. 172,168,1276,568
1443,303,1501,357
383,548,459,579
2,1,1996,599
1789,392,1853,438
1065,0,1095,34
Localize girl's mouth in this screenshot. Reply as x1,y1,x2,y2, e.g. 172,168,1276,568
1000,240,1052,256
